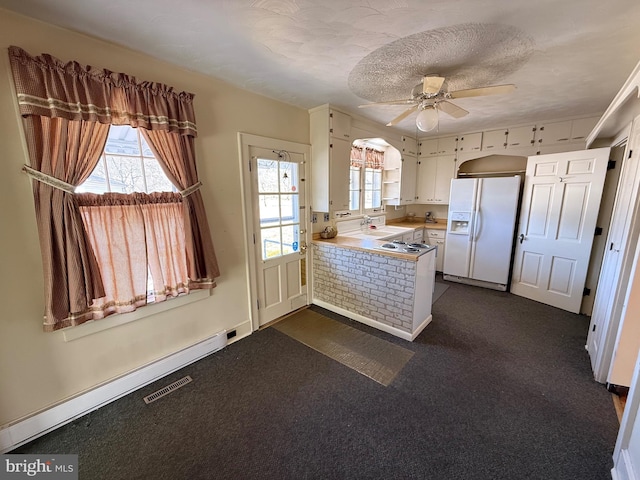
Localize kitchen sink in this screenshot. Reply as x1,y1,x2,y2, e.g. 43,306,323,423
341,225,413,240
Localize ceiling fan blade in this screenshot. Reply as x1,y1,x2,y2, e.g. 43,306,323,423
358,99,416,108
437,101,469,119
386,105,419,126
449,84,516,99
423,76,445,94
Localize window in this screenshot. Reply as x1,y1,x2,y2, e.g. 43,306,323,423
78,125,175,194
349,141,385,214
77,125,186,307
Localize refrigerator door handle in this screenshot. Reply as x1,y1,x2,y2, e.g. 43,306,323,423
474,210,482,241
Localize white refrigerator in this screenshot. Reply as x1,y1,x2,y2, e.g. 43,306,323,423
443,176,520,291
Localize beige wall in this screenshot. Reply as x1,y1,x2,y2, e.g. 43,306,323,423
0,10,309,425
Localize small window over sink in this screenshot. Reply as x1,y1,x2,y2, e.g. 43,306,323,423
349,138,395,215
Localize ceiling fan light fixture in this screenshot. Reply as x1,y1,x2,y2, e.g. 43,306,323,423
416,106,438,132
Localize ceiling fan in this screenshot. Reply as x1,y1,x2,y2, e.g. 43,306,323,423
358,76,516,132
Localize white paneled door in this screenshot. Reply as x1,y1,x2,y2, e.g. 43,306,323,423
249,145,309,327
511,148,610,313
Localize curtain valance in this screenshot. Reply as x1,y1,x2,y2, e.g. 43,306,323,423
350,145,385,170
8,46,197,136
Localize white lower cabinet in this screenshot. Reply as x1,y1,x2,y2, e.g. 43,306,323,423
425,229,446,272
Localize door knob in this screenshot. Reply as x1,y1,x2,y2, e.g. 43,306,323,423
519,234,525,244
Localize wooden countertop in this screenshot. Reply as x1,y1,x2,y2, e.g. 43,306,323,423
312,234,426,261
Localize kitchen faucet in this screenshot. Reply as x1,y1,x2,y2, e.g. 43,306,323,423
361,215,372,226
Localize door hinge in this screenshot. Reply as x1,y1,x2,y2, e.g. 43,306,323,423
248,158,252,172
257,299,260,310
583,287,591,296
594,226,603,236
253,233,256,244
592,324,596,332
629,149,633,159
607,160,616,170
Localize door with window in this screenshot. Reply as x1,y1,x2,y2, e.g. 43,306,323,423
250,146,308,326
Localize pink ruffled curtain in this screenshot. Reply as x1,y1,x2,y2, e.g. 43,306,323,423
8,46,197,135
364,148,385,170
350,146,384,170
350,146,364,168
141,130,219,286
21,116,108,330
77,193,189,317
9,46,218,330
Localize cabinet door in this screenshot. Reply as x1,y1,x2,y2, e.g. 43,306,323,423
570,117,598,142
482,129,507,150
437,136,458,155
329,138,351,211
457,132,482,153
507,126,535,148
421,138,439,157
399,154,418,204
413,228,424,242
535,120,572,146
330,110,351,140
402,136,418,156
435,239,445,271
416,157,437,203
434,155,456,203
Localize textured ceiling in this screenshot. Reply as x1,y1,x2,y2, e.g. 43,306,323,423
2,0,640,136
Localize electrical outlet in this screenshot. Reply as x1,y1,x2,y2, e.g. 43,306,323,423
312,213,317,223
324,213,330,222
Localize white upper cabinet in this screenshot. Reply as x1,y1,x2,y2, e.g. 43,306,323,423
328,138,351,212
482,129,508,150
310,105,352,213
401,135,419,156
330,109,351,140
570,117,599,142
422,136,458,156
437,136,458,155
506,125,536,149
421,138,439,156
457,132,482,153
415,154,455,204
534,120,572,146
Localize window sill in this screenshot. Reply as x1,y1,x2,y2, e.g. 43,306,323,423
61,289,211,342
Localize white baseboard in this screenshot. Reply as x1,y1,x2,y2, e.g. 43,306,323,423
0,321,252,453
313,299,414,341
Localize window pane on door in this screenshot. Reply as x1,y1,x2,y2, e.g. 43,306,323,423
258,159,279,193
280,194,299,225
261,227,282,259
282,224,299,255
259,194,280,227
279,161,298,193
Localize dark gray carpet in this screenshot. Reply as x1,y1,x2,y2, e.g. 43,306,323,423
13,280,619,479
433,281,449,303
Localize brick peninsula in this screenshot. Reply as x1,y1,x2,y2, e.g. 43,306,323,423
312,234,436,341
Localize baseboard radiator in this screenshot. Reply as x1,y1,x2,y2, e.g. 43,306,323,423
0,330,228,453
